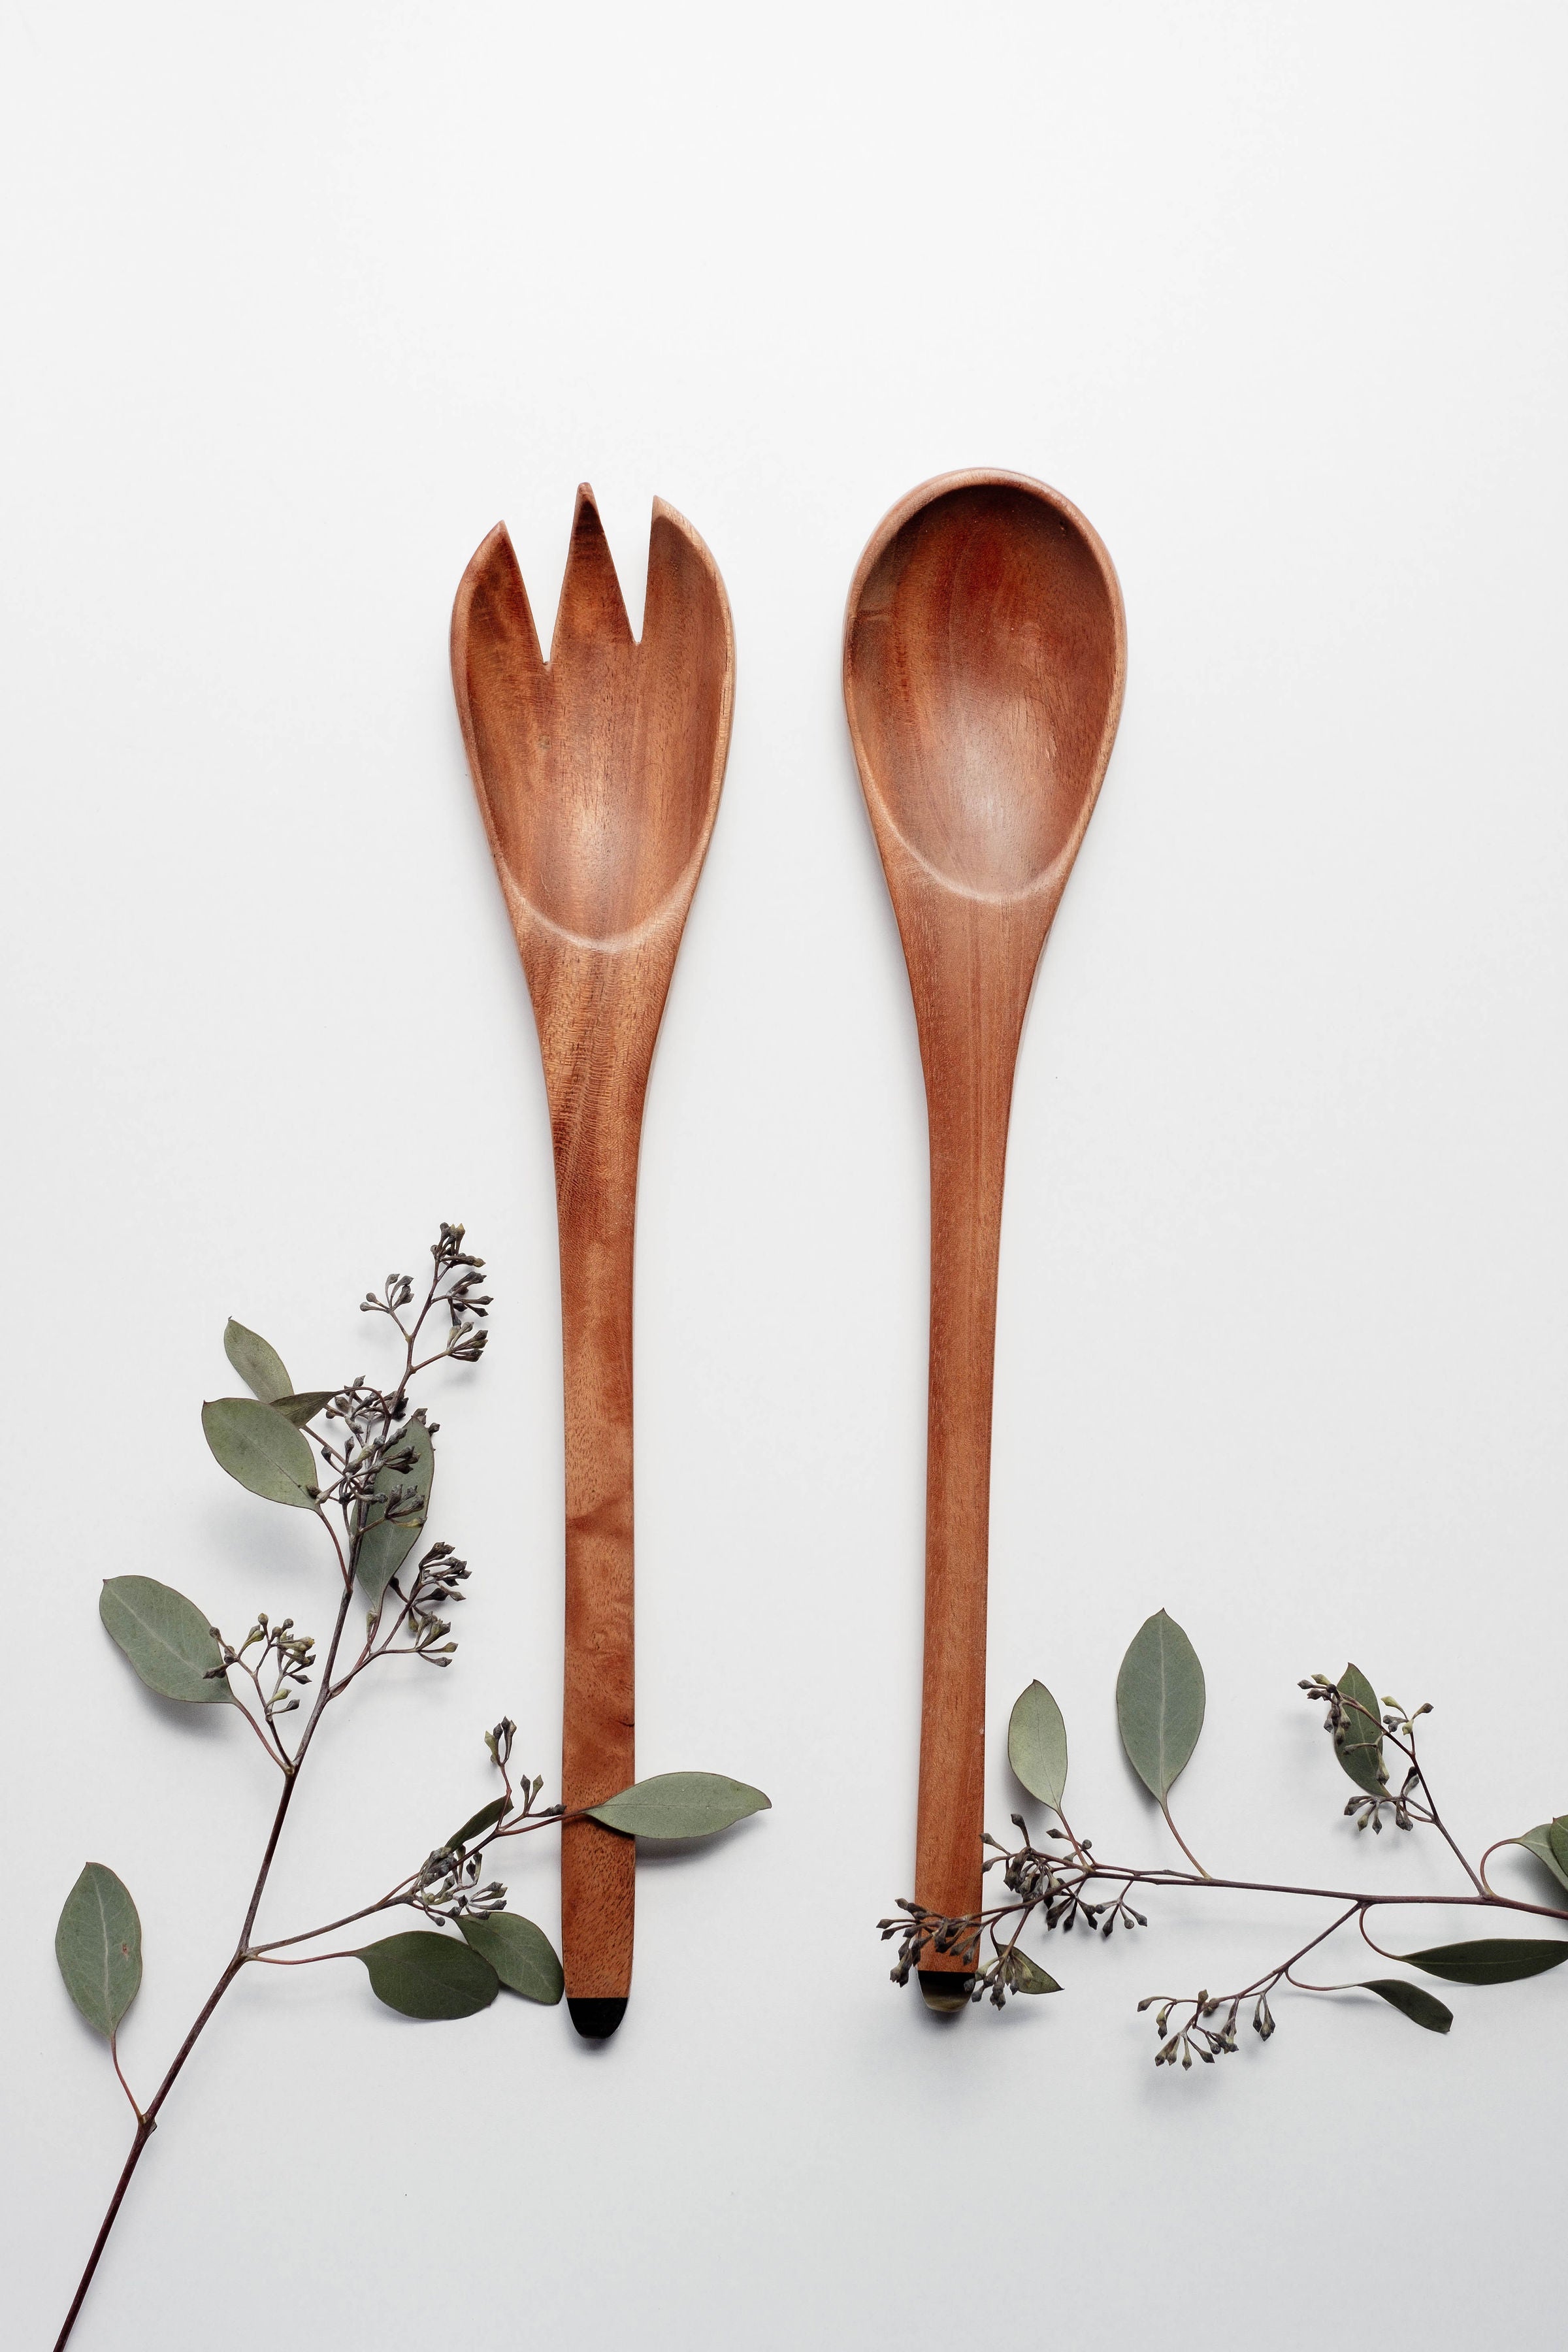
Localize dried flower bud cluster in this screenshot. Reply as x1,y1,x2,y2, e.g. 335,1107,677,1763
215,1612,318,1723
1137,1990,1246,2068
413,1840,509,1925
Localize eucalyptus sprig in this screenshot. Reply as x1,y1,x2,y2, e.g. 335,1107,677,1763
52,1228,768,2350
881,1607,1568,2059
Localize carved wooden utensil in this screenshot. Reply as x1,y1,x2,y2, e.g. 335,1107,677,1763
451,487,734,2038
843,470,1125,2010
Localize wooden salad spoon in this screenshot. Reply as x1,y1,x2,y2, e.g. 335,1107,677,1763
451,487,734,2038
843,470,1126,2010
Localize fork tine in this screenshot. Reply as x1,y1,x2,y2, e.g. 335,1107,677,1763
642,497,730,666
452,521,544,680
551,483,634,656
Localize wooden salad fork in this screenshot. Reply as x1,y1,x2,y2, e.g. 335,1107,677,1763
843,471,1125,2010
451,487,734,2038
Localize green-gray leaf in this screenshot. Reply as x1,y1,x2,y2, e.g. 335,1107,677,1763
1008,1680,1068,1812
270,1392,335,1428
459,1913,563,2004
1399,1938,1568,1986
1009,1948,1061,1995
56,1864,142,2038
203,1397,319,1511
1551,1819,1568,1888
354,1419,434,1602
355,1931,498,2019
586,1772,772,1840
1115,1610,1205,1803
1359,1979,1452,2033
100,1575,233,1705
1514,1822,1568,1894
1333,1663,1387,1797
223,1318,293,1402
446,1797,510,1850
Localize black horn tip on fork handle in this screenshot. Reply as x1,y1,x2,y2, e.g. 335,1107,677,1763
568,1995,629,2041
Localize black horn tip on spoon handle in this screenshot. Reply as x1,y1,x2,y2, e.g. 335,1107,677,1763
917,1970,975,2015
568,1995,629,2041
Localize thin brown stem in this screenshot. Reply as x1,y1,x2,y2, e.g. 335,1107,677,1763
911,1861,1568,1972
494,1806,576,1840
51,2118,155,2352
1158,1801,1211,1880
250,1948,360,1967
250,1886,416,1955
1477,1837,1535,1899
1076,1857,1568,1919
1424,1806,1486,1897
328,1591,415,1699
108,2035,140,2123
1273,1903,1363,1991
316,1505,351,1592
55,1575,358,2347
1345,1699,1488,1897
52,1953,241,2352
1049,1805,1092,1869
228,1686,289,1772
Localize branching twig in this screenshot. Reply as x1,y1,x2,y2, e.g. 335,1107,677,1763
882,1648,1568,2063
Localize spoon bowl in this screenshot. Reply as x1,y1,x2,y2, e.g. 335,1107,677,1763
844,470,1124,2010
848,476,1121,900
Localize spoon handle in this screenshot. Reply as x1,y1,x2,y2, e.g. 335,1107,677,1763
912,915,1036,2006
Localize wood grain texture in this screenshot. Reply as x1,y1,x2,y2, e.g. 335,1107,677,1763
843,471,1125,2009
451,487,734,2035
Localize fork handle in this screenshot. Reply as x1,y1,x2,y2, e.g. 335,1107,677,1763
555,1114,640,2036
532,939,670,2041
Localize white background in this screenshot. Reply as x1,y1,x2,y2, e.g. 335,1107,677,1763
4,3,1567,2345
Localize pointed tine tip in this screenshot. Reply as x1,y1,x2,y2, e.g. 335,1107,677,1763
647,494,711,581
460,520,517,595
649,493,713,564
644,495,733,676
452,519,542,674
452,519,504,619
554,483,632,651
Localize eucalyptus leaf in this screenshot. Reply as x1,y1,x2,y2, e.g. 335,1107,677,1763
1551,1818,1568,1889
270,1392,335,1428
355,1931,498,2019
354,1419,434,1602
1359,1979,1452,2033
1009,1949,1061,1995
100,1575,233,1705
223,1318,293,1402
1333,1663,1387,1797
1008,1680,1068,1812
1399,1938,1568,1986
56,1864,142,2038
1115,1610,1205,1803
1515,1821,1568,1895
202,1397,319,1511
460,1912,564,2004
446,1797,510,1851
587,1772,771,1840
